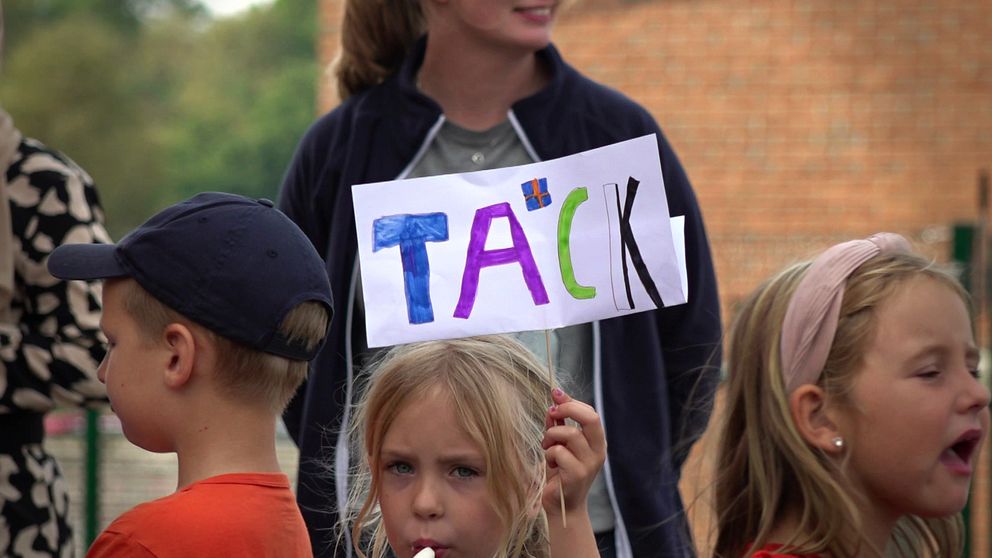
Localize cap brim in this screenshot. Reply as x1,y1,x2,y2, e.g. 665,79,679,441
48,243,129,281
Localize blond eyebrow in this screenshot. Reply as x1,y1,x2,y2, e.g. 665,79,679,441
437,453,485,467
378,448,485,467
906,342,980,363
379,447,412,460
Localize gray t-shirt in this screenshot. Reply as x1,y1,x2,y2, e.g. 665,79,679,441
409,119,616,533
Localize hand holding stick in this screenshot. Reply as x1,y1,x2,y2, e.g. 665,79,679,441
541,388,607,525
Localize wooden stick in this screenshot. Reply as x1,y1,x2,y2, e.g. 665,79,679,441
545,329,567,528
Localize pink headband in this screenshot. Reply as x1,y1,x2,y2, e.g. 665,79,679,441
780,233,912,393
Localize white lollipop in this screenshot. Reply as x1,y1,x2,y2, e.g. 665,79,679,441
413,549,435,558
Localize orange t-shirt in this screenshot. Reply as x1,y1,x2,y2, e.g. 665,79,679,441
86,472,312,558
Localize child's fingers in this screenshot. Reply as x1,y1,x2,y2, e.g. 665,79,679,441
544,390,605,454
542,445,598,510
543,389,608,518
545,443,594,479
544,405,565,432
548,388,597,426
542,423,600,467
551,387,571,404
546,400,606,456
547,388,570,427
550,388,596,420
545,392,606,470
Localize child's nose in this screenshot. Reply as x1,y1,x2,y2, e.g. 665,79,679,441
411,476,443,519
962,372,991,412
974,380,991,410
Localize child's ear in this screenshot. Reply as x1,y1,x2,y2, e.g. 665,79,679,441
789,385,845,455
162,323,195,389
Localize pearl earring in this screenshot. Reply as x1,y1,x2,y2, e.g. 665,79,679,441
832,436,844,449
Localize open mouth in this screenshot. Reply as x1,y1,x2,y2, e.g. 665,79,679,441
941,430,982,474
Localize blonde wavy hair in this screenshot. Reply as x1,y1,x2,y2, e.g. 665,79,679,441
714,250,970,557
344,335,554,558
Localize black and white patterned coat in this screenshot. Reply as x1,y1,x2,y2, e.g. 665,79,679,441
0,137,108,413
0,132,109,557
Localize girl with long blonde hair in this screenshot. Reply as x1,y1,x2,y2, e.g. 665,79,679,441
344,335,606,558
715,233,988,557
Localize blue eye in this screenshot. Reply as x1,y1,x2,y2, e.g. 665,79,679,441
387,462,414,475
451,466,478,479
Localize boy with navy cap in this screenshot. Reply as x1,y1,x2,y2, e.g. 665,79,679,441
48,192,332,558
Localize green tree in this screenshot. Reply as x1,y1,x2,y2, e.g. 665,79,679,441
3,0,205,46
162,0,319,202
0,14,167,237
1,0,320,236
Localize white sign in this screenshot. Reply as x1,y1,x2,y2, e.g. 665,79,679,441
352,134,687,348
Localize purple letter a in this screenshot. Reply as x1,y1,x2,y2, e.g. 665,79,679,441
453,203,549,319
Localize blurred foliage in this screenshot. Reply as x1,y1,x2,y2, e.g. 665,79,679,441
3,0,205,39
0,0,318,238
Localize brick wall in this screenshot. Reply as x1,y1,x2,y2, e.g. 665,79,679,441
315,0,992,554
549,0,992,319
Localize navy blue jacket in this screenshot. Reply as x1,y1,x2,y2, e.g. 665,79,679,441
279,37,722,558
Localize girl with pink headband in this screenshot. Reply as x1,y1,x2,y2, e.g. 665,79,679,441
713,233,989,557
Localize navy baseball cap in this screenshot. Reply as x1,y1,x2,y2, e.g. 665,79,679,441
48,192,333,361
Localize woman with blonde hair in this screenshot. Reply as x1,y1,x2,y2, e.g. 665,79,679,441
280,2,723,556
714,233,988,557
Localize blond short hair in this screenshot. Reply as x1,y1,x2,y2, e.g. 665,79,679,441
714,250,969,557
117,278,327,413
346,335,553,558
